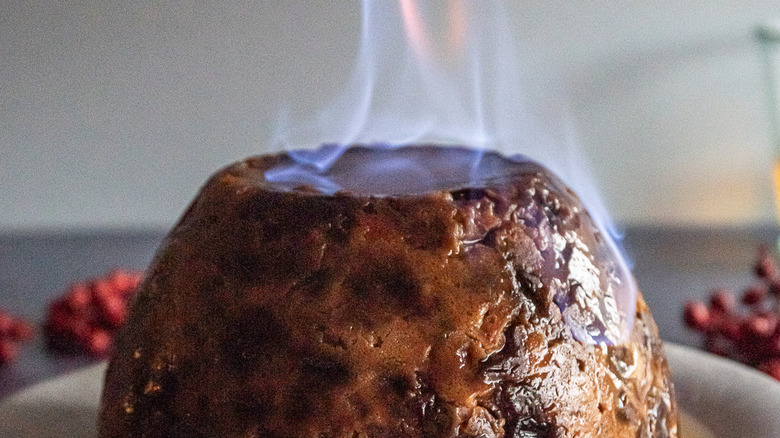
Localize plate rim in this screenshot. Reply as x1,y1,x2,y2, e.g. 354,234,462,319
665,342,780,438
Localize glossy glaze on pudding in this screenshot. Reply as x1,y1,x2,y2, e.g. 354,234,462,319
98,146,677,437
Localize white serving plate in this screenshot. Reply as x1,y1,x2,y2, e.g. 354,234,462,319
0,343,777,437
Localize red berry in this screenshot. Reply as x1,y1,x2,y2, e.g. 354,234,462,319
45,302,69,332
746,315,777,338
0,341,19,364
710,290,735,312
65,284,91,312
87,329,112,357
44,268,142,356
718,317,743,342
9,320,34,341
755,245,778,279
742,285,767,305
687,245,780,376
0,308,35,365
91,280,114,304
683,301,711,331
770,280,780,297
0,312,14,336
71,319,92,341
100,296,127,328
759,359,780,381
108,269,142,293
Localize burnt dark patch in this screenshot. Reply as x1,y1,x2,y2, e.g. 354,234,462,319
221,307,288,374
284,354,353,423
231,196,358,283
361,202,378,214
347,261,425,314
238,193,270,222
220,249,269,283
285,391,315,422
233,392,272,425
480,227,502,248
451,188,491,202
253,428,285,438
365,424,407,438
380,373,413,398
348,393,371,420
224,231,323,282
384,198,454,251
292,268,333,298
327,211,355,242
300,354,352,387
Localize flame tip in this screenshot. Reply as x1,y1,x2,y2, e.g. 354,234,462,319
270,1,635,343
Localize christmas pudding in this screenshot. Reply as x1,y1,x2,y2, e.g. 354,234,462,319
98,146,677,437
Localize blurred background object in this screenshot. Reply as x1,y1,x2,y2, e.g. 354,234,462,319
0,1,777,231
757,21,780,232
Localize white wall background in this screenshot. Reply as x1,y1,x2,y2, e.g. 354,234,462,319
1,1,778,232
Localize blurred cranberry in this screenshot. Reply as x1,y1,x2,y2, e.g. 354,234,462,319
99,295,127,328
65,284,91,312
0,341,19,365
709,290,735,312
9,320,34,341
770,279,780,297
718,317,743,342
683,301,710,331
0,309,34,365
0,311,14,336
685,245,780,382
745,314,777,338
741,285,766,305
755,245,778,279
759,359,780,381
44,269,143,357
86,329,112,357
107,269,142,294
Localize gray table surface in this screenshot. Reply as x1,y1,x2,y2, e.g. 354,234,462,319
0,225,777,399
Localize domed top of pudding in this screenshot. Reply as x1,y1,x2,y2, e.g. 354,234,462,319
259,144,538,196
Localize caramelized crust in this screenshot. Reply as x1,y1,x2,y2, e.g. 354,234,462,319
99,149,677,437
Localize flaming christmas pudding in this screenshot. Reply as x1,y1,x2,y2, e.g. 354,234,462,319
98,146,677,437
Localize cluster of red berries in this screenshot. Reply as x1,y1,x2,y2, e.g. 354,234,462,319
684,245,780,381
0,309,34,364
44,269,143,358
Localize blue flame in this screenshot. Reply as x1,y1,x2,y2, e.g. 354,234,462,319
267,0,637,345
